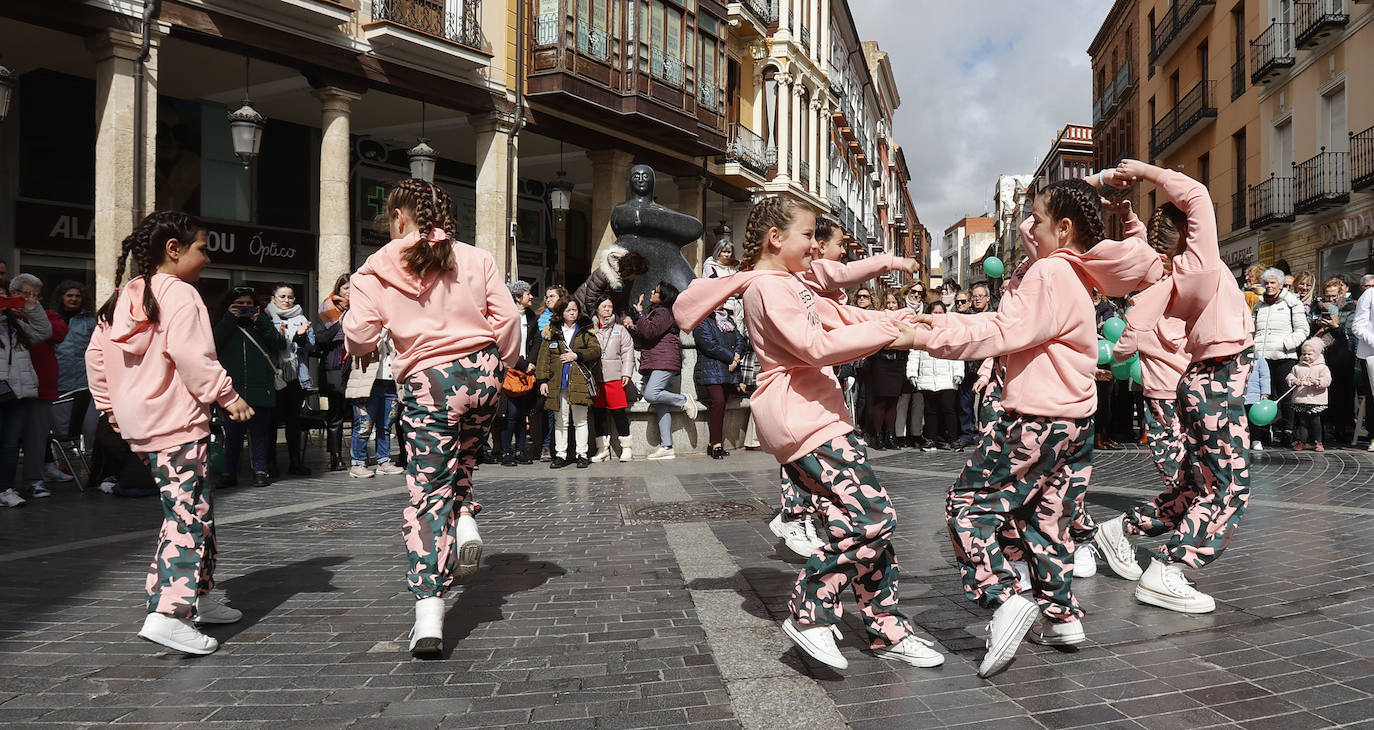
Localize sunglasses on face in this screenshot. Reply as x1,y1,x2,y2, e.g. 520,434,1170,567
956,299,969,304
233,286,255,296
857,294,872,299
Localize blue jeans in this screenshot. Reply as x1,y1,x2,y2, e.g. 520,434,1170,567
0,399,29,494
351,380,396,465
501,393,535,456
643,370,686,449
224,408,272,475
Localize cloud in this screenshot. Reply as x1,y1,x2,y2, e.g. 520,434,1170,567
851,1,1105,236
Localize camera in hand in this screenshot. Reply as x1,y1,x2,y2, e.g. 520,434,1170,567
0,296,28,309
235,305,259,317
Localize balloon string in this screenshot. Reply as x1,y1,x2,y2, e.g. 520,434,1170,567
1271,384,1299,403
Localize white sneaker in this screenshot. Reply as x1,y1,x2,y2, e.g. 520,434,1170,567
1028,617,1086,646
801,517,826,552
453,511,482,585
647,446,675,460
97,479,118,494
683,395,700,420
769,513,824,557
1093,515,1143,580
194,593,242,624
978,593,1038,678
1366,440,1374,452
1254,441,1265,452
31,481,52,499
0,488,26,508
782,618,847,669
138,613,218,655
590,438,612,463
43,463,75,483
618,445,634,462
1073,544,1098,578
409,596,445,657
874,635,945,667
1135,559,1215,613
1009,560,1032,593
375,461,405,476
348,464,375,479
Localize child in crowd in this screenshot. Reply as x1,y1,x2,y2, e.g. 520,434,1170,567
87,211,254,655
1244,357,1272,452
1288,338,1332,452
344,178,520,657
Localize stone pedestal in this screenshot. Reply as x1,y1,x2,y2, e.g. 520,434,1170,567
620,335,754,456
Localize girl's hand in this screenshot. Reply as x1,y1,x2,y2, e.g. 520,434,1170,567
1099,168,1133,189
633,295,645,313
897,257,920,275
1101,197,1133,217
226,398,255,422
539,383,549,397
1115,159,1157,185
889,322,918,349
621,376,630,386
559,351,577,364
974,376,990,393
297,322,311,336
623,316,635,329
911,314,935,330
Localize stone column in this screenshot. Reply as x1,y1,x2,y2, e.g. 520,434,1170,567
675,175,707,273
818,98,831,201
587,148,635,265
313,87,361,300
791,82,805,186
471,112,516,275
87,28,160,303
775,74,792,181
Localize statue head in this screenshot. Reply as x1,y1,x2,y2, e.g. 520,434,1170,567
628,164,655,199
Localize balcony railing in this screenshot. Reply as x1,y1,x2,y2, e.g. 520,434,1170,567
827,182,842,214
1231,57,1246,101
1250,175,1295,229
1354,125,1374,192
697,81,722,112
1294,149,1350,214
1115,61,1136,99
799,160,812,190
651,49,684,86
800,25,811,49
1150,80,1218,158
723,122,776,176
1232,188,1247,231
741,0,777,26
1150,0,1216,65
1251,21,1295,84
372,0,482,50
534,11,557,45
1295,0,1349,49
576,25,610,61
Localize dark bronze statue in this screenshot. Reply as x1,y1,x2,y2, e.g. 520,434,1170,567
610,164,703,306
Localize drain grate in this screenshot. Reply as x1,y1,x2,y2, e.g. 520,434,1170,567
302,519,358,532
619,499,773,525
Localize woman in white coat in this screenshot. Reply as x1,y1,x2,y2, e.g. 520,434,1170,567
1253,267,1309,445
910,300,963,450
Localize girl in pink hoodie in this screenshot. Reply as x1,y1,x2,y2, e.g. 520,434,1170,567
1287,338,1331,451
86,211,254,656
343,179,520,658
674,196,944,673
1100,160,1256,616
910,175,1162,678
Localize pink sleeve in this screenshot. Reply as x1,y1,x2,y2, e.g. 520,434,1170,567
84,324,111,415
1018,217,1040,265
910,264,1062,361
1317,364,1332,388
751,281,900,368
977,359,994,380
1159,170,1219,272
808,254,899,293
343,274,383,358
482,255,522,367
1114,278,1173,362
1123,210,1146,243
163,290,239,408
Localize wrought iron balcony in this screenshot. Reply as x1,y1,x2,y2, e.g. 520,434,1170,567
577,25,611,61
1232,188,1247,231
1231,57,1246,101
827,182,842,214
1150,80,1217,159
1249,175,1295,229
729,0,777,38
1353,125,1374,192
1150,0,1216,66
1295,0,1349,49
697,81,723,113
722,123,776,176
372,0,483,51
533,11,557,45
651,49,684,86
1294,148,1350,214
800,25,811,49
799,160,812,190
1251,21,1295,84
1115,61,1136,99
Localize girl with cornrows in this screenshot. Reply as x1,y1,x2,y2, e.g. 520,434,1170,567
911,172,1162,677
344,179,520,657
675,196,945,672
86,211,254,655
1098,160,1255,615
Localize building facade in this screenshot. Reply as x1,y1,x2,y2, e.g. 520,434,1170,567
991,173,1034,276
941,216,995,291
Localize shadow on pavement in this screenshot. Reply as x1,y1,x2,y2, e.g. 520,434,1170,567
441,553,567,656
209,555,350,639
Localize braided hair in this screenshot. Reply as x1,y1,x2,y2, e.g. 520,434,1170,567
1038,179,1106,251
1148,202,1187,259
387,178,459,278
740,195,815,271
97,211,204,326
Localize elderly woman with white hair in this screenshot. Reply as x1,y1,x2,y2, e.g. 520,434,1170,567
1,273,57,507
1253,266,1309,446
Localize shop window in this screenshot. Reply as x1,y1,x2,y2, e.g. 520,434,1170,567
19,70,96,205
1319,239,1371,289
255,120,313,232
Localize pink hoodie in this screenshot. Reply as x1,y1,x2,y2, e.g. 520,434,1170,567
798,254,901,305
1115,171,1254,363
345,230,521,380
909,217,1162,420
85,274,240,453
1129,279,1190,399
675,270,901,463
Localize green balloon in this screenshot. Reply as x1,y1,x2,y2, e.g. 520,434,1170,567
1130,359,1143,384
1111,359,1132,380
1249,399,1278,427
1102,316,1127,342
1097,339,1112,366
983,256,1005,278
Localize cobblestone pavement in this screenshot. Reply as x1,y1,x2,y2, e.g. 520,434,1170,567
2,443,1373,729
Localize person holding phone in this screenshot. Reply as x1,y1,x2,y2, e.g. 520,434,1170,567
213,287,285,487
1314,277,1358,443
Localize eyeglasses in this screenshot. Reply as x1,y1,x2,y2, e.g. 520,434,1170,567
956,299,969,304
856,294,872,299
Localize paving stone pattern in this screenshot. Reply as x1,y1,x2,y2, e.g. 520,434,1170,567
1,444,1372,729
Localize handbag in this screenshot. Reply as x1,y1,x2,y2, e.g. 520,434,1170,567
575,361,600,399
240,327,288,390
502,367,535,396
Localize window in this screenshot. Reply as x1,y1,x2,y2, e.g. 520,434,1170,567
643,1,686,85
1322,85,1347,153
1273,119,1293,176
576,0,614,61
697,20,722,111
1148,95,1156,125
1199,152,1210,187
1170,71,1180,105
1198,38,1209,84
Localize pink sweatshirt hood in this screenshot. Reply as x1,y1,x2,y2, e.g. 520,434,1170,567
354,229,451,298
106,275,161,357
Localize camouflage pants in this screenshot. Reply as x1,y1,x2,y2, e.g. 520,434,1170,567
1122,397,1191,538
1144,351,1252,568
979,375,1096,564
144,440,216,618
786,433,916,649
399,346,503,598
778,464,815,520
948,411,1094,622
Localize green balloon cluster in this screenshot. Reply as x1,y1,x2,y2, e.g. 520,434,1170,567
1097,339,1112,366
983,256,1005,279
1249,400,1278,426
1111,353,1140,382
1102,316,1126,343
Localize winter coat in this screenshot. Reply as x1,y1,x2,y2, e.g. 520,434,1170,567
514,307,543,372
573,243,636,317
594,318,636,382
1253,291,1309,361
634,305,682,373
536,318,602,407
693,313,749,387
0,301,51,400
345,334,394,400
54,311,96,392
28,309,68,401
1287,359,1332,406
266,304,315,388
215,312,287,408
1244,356,1270,405
314,296,349,393
909,348,964,392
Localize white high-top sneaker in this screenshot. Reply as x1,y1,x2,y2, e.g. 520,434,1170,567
590,437,612,463
1093,514,1143,580
782,618,847,669
1073,544,1098,578
409,596,445,657
978,593,1038,678
1135,559,1215,613
453,511,482,585
138,613,219,655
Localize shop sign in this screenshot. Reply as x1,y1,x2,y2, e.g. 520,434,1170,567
1320,210,1374,247
15,200,317,272
1259,241,1275,267
1219,238,1256,270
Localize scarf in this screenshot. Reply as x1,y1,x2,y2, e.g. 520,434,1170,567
267,300,304,322
318,293,348,325
714,309,736,333
1263,292,1279,305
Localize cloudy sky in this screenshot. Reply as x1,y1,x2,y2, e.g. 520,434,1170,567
850,0,1107,239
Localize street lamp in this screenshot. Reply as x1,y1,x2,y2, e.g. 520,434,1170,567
408,101,438,182
546,140,573,215
227,58,264,168
0,62,15,123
